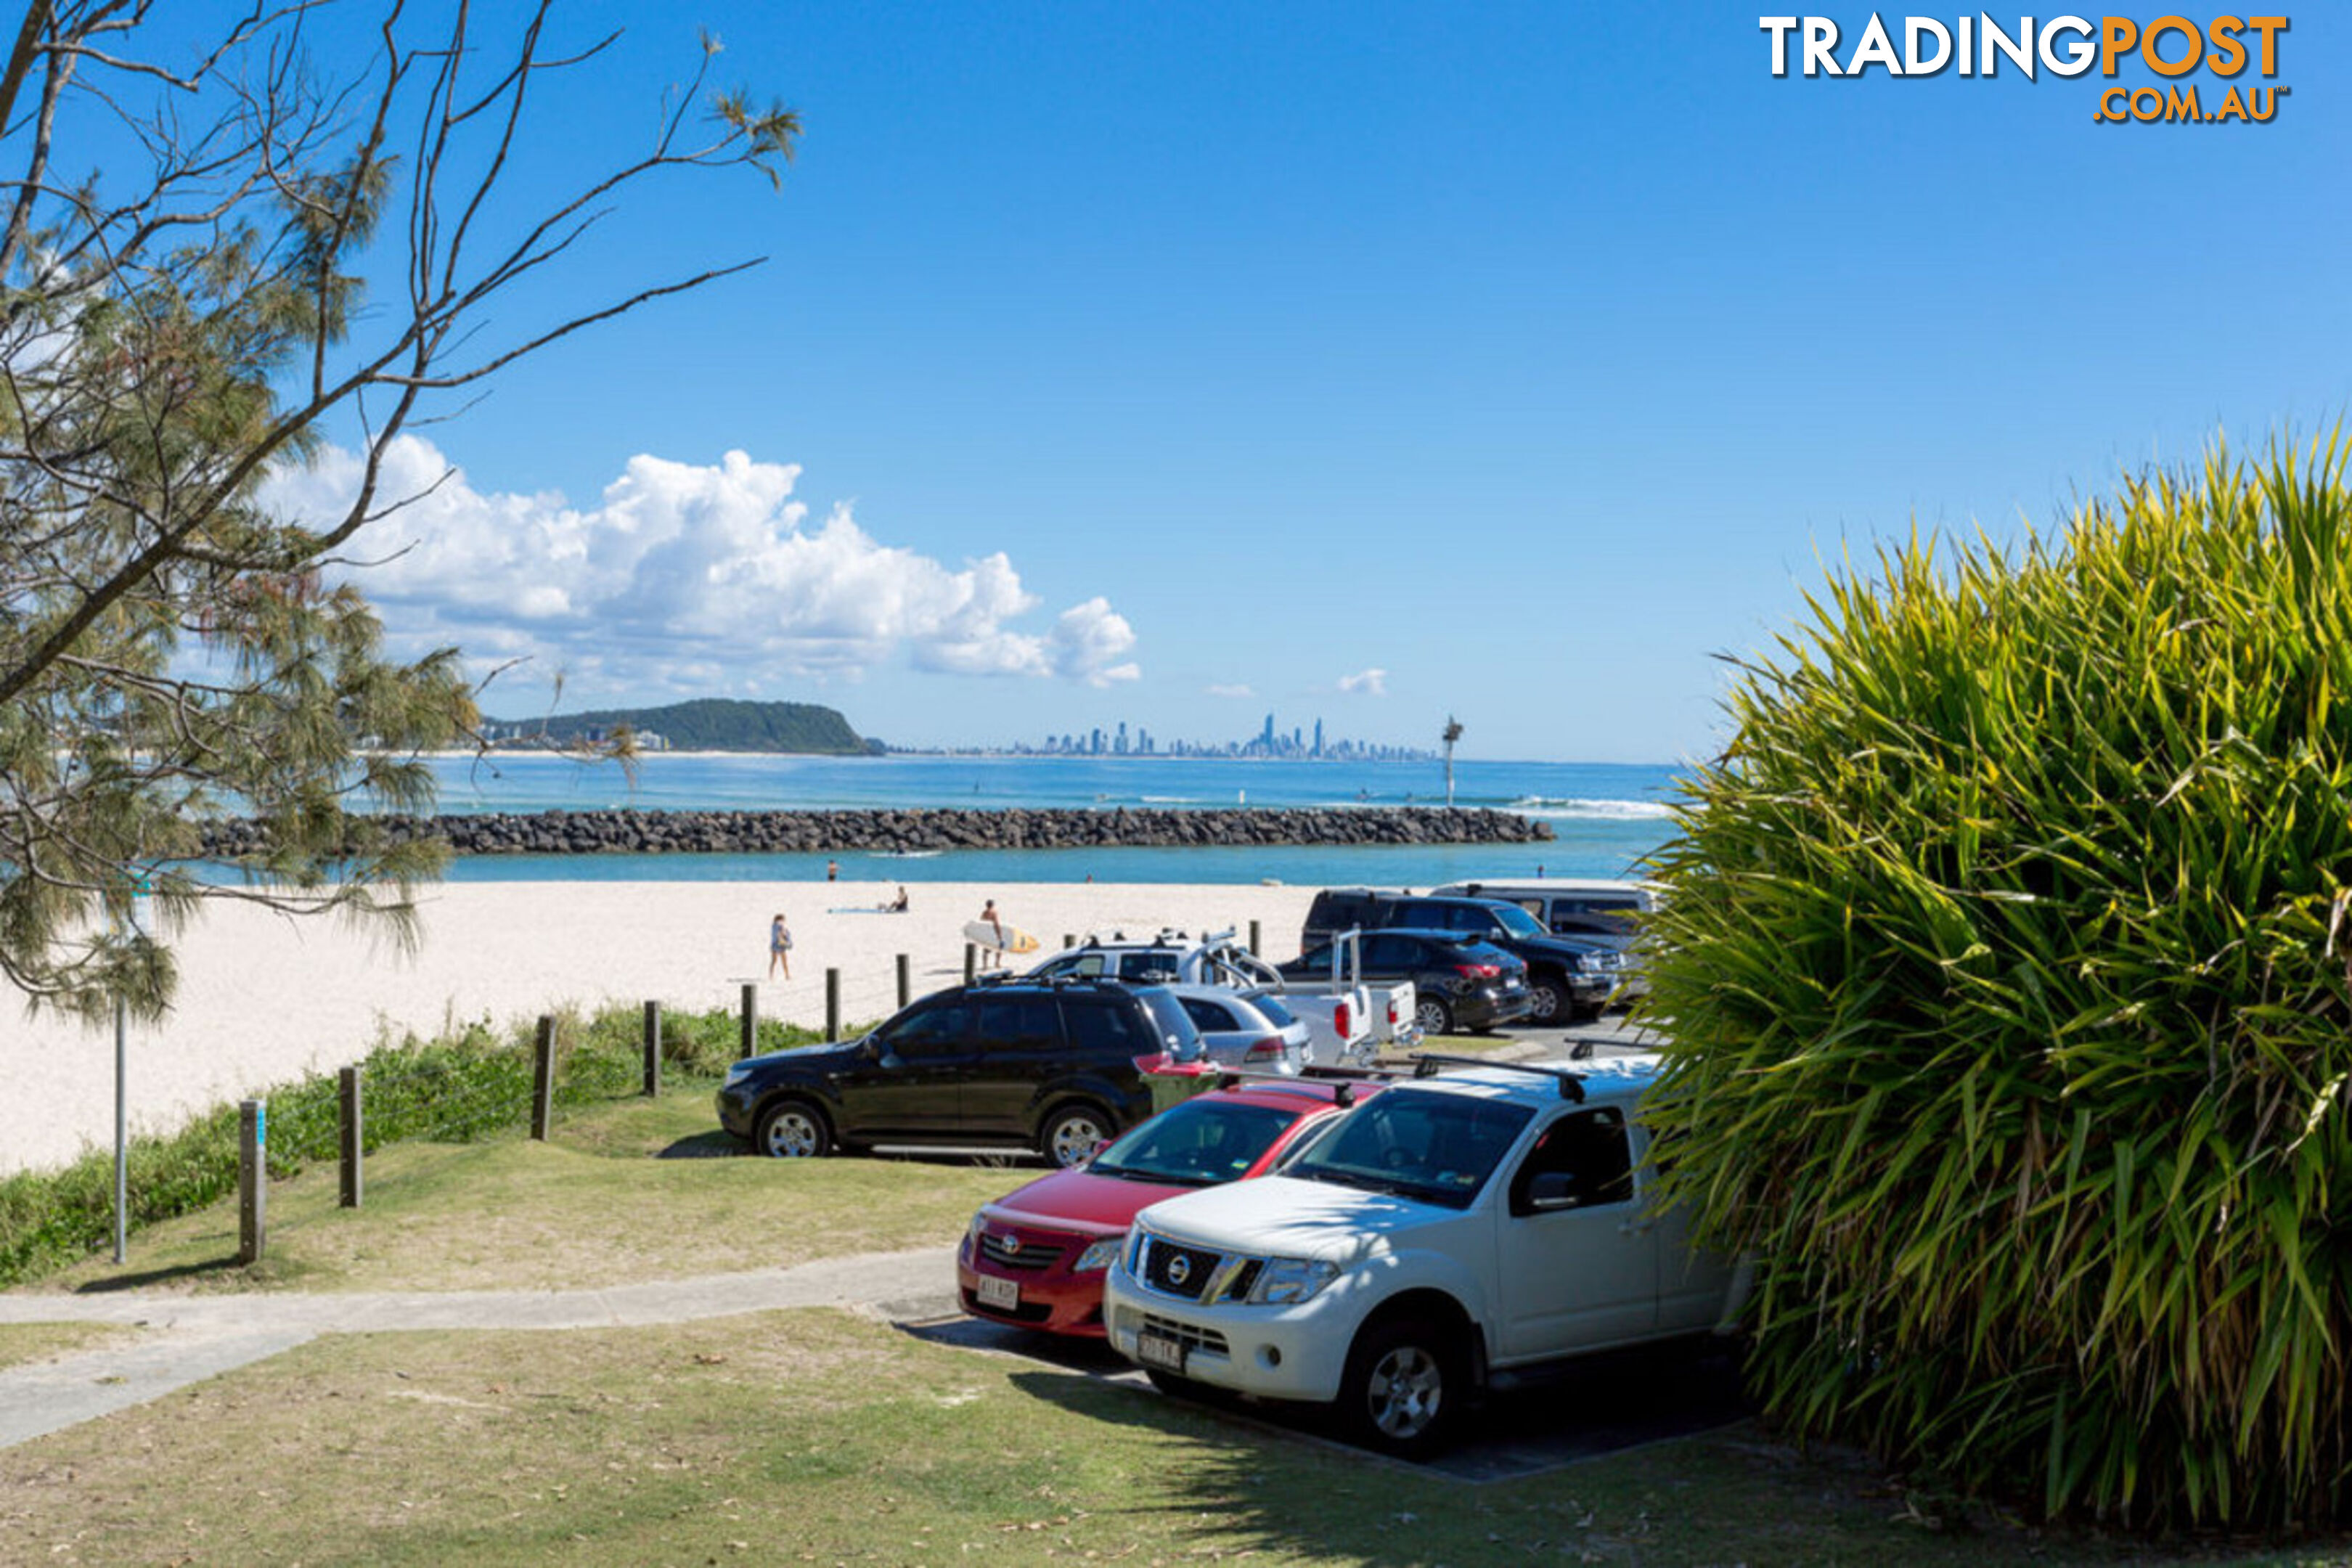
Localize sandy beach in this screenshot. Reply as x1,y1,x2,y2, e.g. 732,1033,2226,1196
1,880,1319,1177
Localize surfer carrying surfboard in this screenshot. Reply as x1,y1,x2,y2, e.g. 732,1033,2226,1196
979,899,1006,968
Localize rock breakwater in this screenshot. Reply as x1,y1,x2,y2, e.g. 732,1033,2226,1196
199,806,1552,858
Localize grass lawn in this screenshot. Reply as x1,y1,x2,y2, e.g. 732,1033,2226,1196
18,1087,1019,1296
7,1085,2348,1565
3,1307,2340,1567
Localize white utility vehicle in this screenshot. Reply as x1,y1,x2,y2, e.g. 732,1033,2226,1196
1029,928,1390,1066
1101,1053,1745,1455
1264,927,1419,1062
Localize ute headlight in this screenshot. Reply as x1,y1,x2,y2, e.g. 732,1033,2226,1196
1249,1257,1339,1306
724,1060,756,1087
1073,1236,1124,1274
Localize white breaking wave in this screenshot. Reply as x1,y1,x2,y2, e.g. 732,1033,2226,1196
1507,796,1675,821
1140,796,1203,804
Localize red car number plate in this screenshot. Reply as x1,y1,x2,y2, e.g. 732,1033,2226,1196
976,1274,1021,1312
1135,1332,1187,1373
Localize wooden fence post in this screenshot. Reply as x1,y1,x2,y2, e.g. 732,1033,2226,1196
825,968,841,1040
1063,932,1075,949
531,1016,555,1140
338,1067,362,1209
237,1100,266,1264
896,952,911,1010
739,982,759,1060
964,942,976,984
642,1000,662,1097
1249,918,1262,955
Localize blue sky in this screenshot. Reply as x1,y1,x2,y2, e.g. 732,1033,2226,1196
262,3,2351,762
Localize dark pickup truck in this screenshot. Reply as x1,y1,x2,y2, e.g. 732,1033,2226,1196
1300,890,1621,1023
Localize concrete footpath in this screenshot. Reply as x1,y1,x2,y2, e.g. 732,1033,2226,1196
0,1246,960,1451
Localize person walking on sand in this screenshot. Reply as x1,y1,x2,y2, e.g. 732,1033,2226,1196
769,912,793,980
980,898,1007,969
825,859,839,883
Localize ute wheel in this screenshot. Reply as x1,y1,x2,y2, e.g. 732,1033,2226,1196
754,1098,831,1159
1413,997,1454,1036
1040,1102,1113,1169
1527,973,1567,1024
1339,1315,1462,1458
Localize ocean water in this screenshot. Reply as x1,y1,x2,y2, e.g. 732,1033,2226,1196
415,754,1689,886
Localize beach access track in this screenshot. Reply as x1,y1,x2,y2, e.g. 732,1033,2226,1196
0,1245,957,1450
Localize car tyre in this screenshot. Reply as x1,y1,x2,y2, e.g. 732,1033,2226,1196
1413,997,1453,1036
1339,1315,1462,1458
754,1097,832,1159
1526,973,1567,1024
1039,1101,1114,1169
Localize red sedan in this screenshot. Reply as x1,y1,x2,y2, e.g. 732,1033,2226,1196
956,1076,1381,1338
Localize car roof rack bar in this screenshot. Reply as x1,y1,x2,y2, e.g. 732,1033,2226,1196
1212,1069,1381,1107
1409,1051,1587,1103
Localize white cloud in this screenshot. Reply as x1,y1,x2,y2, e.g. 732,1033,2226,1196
1205,682,1255,699
1337,668,1388,697
262,437,1140,696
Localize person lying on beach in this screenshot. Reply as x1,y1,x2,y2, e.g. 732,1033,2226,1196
881,886,910,913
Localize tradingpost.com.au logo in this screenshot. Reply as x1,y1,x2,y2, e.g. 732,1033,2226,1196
1760,15,2290,123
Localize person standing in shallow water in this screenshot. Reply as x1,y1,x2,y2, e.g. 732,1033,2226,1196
825,859,839,882
769,912,793,980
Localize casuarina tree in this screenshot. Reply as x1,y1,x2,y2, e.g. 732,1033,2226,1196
1641,436,2352,1527
0,2,796,1021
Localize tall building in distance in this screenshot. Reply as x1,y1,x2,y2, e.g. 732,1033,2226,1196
990,715,1430,761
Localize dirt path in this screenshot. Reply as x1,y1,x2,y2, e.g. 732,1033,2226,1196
0,1245,957,1450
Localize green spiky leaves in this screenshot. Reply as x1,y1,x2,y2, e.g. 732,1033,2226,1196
1643,436,2352,1528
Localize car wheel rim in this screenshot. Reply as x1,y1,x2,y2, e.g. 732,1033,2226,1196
1529,983,1560,1021
1414,1002,1446,1032
1367,1346,1442,1439
764,1111,820,1157
1050,1116,1103,1167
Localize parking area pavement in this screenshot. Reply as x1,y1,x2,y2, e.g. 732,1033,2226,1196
898,1312,1749,1483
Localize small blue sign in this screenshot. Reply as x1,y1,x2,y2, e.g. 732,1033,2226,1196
256,1103,266,1146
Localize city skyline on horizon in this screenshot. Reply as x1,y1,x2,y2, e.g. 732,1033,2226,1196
244,4,2346,766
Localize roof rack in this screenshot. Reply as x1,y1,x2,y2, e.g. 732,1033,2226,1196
1409,1052,1586,1103
1212,1067,1388,1108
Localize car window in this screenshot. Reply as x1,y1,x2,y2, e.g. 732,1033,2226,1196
1063,997,1145,1053
1178,996,1236,1034
1244,992,1297,1029
1294,944,1335,973
1136,989,1204,1054
1508,1107,1634,1216
976,995,1061,1050
1089,1099,1300,1185
1489,903,1549,939
1361,933,1416,969
1116,950,1182,984
1286,1088,1533,1209
882,1001,971,1061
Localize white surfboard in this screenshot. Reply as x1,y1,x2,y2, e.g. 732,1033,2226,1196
963,919,1040,955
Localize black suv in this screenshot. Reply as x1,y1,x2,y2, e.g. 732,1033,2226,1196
716,979,1198,1167
1300,890,1617,1023
1276,930,1533,1037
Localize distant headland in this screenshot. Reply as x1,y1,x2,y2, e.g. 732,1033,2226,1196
479,698,875,755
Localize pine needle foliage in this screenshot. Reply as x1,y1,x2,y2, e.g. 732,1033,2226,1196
1641,435,2352,1529
0,4,798,1021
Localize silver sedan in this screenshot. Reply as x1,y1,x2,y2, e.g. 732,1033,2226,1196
1163,984,1310,1074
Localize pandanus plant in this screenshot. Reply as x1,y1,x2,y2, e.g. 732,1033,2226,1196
1641,434,2352,1527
